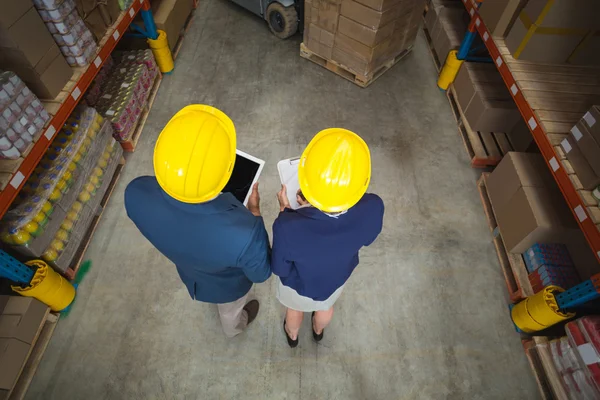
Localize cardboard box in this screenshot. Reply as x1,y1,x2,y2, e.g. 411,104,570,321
306,23,334,58
337,15,394,47
340,0,399,30
452,63,520,133
0,2,72,100
572,121,600,177
153,0,195,50
496,185,578,253
505,16,583,64
561,134,600,190
4,44,73,99
310,0,341,33
464,97,521,134
569,35,600,66
478,0,527,37
334,32,390,62
581,105,600,142
0,338,30,391
0,297,47,345
523,0,600,30
76,0,121,41
355,0,401,11
507,119,535,152
430,8,466,60
487,152,555,212
0,7,55,67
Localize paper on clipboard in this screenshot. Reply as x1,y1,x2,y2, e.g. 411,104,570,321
277,157,301,210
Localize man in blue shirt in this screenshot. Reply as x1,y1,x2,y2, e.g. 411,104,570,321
125,105,271,337
272,128,384,347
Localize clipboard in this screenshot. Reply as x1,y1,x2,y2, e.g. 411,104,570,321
277,157,301,210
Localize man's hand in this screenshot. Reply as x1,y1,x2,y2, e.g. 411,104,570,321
277,184,291,212
296,189,309,206
247,182,261,216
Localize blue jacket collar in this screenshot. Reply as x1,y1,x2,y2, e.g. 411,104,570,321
161,191,241,214
291,206,336,221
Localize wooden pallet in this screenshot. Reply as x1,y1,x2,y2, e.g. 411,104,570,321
118,74,162,152
172,9,196,61
7,310,59,400
447,85,515,167
299,43,413,88
421,18,441,72
64,157,125,280
477,172,533,303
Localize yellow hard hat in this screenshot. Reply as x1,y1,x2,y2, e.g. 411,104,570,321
153,105,236,203
298,128,371,213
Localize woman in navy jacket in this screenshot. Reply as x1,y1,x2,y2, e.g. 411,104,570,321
272,128,384,347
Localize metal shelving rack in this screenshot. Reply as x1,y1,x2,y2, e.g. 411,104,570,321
0,0,152,220
459,0,600,264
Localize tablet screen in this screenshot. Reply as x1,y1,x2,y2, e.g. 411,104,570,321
222,153,261,204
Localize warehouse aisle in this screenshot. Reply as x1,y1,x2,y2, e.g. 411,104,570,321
26,1,540,399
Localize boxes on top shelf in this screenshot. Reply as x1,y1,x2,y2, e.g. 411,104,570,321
74,0,121,41
505,0,600,65
478,0,527,37
0,0,72,99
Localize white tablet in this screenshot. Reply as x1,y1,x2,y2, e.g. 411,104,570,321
222,150,265,206
277,157,301,210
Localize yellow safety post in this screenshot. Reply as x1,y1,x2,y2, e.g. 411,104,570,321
148,30,174,74
437,50,464,90
511,286,574,333
12,260,76,312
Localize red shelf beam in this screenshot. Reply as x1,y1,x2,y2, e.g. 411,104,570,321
0,0,147,220
461,0,600,262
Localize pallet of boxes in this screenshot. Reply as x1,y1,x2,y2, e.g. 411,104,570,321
301,0,425,87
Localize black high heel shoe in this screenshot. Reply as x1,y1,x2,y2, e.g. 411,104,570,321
283,320,299,348
312,312,323,342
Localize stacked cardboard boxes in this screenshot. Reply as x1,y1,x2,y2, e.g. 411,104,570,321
0,0,72,99
480,0,600,65
561,106,600,190
75,0,122,42
423,0,466,62
0,297,48,399
453,62,521,133
487,152,580,254
304,0,424,77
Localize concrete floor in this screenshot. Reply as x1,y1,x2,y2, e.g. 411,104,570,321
26,1,540,399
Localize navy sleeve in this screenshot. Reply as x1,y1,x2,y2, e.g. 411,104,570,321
364,194,385,246
237,217,272,283
271,216,293,278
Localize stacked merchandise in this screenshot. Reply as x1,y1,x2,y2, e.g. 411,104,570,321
549,335,600,399
561,106,600,190
33,0,98,67
452,62,520,134
85,56,115,106
524,243,580,292
94,50,159,141
0,106,122,272
479,0,600,65
562,316,600,398
0,72,49,160
304,0,425,78
423,0,467,61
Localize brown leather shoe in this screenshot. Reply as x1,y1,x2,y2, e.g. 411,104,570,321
243,300,260,325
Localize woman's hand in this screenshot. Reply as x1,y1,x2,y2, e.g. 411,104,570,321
277,185,291,212
296,189,309,206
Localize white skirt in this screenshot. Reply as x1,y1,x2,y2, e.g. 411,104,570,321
276,278,345,312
